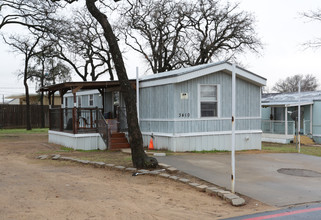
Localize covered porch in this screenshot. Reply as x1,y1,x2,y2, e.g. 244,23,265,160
40,81,136,150
261,102,313,144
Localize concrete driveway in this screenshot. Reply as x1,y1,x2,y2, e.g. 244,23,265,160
155,153,321,207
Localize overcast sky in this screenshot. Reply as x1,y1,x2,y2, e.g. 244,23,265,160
1,0,321,98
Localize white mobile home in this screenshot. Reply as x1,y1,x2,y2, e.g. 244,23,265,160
41,62,266,152
138,62,266,151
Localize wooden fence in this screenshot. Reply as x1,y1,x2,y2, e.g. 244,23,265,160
0,104,53,129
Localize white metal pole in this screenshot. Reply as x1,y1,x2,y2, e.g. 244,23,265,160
231,64,236,193
136,67,140,125
297,81,301,153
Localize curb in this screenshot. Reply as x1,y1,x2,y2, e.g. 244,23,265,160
37,154,245,206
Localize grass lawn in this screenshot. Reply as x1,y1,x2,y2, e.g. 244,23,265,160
262,142,321,157
0,128,48,134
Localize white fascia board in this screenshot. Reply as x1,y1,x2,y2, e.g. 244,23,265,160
261,101,314,107
139,62,266,88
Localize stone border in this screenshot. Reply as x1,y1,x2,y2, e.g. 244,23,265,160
37,154,245,206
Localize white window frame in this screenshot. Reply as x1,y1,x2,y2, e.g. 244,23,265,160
198,84,220,118
89,94,94,106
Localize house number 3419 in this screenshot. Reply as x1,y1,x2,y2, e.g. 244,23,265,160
179,113,190,117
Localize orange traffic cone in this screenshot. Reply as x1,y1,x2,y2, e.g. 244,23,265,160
148,138,154,150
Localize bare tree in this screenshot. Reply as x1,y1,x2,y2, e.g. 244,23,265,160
51,0,158,168
49,7,115,81
272,74,319,93
122,0,262,73
123,0,191,73
0,0,61,31
2,33,50,130
302,9,321,48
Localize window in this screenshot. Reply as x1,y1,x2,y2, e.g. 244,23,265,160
199,85,218,117
89,94,94,106
78,96,82,107
65,97,68,108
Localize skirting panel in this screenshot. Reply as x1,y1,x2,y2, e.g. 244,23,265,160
142,132,262,152
49,130,106,150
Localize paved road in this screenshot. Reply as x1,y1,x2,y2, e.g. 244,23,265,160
155,153,321,207
223,203,321,220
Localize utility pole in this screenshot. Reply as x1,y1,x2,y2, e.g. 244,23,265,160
297,80,301,153
231,64,236,193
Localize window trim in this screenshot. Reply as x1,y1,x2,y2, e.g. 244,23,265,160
198,84,220,118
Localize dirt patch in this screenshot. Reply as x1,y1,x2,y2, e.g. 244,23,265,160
0,133,276,219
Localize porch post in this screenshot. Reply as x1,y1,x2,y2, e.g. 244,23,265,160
59,90,64,131
72,92,77,134
310,104,313,135
285,106,288,136
48,91,52,130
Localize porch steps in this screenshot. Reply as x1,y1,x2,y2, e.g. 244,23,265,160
293,135,315,145
109,132,130,150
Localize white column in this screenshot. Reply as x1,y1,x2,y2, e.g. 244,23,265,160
231,64,236,193
310,104,313,135
285,106,288,136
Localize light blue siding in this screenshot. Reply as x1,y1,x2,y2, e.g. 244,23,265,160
313,101,321,143
140,71,261,135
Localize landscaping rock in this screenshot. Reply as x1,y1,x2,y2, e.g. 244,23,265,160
169,176,179,181
158,163,171,168
125,167,137,172
92,162,105,168
105,164,115,168
217,190,231,198
223,193,239,202
51,154,60,160
197,185,209,192
167,167,178,173
114,166,125,170
188,182,200,187
149,171,160,175
205,187,219,195
137,169,150,174
38,155,48,160
231,198,245,206
159,173,170,178
178,178,190,183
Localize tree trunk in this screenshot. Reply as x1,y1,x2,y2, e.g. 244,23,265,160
40,60,45,128
86,0,157,168
24,59,31,130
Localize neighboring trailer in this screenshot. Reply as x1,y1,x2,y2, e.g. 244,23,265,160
261,91,321,144
139,62,266,152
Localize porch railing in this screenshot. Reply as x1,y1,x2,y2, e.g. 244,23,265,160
97,110,110,149
262,120,311,135
49,107,102,134
261,120,295,135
